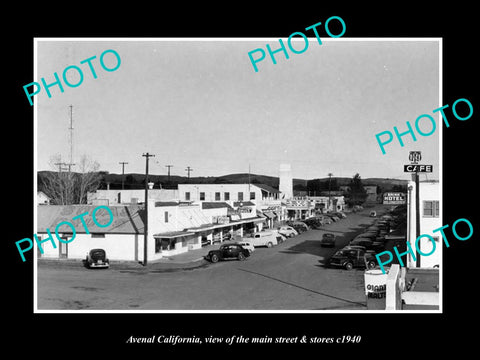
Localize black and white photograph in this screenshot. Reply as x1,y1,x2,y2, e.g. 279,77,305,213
7,3,478,354
33,38,441,312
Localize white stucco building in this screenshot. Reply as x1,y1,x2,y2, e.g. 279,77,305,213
36,197,267,262
407,179,441,269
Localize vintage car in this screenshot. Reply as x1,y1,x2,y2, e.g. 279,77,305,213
205,243,250,263
320,233,336,247
234,241,255,253
277,226,299,238
327,247,377,270
247,231,279,248
85,248,110,269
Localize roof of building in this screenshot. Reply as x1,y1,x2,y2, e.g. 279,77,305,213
233,201,255,207
201,202,234,210
252,183,281,194
154,201,181,207
37,205,145,234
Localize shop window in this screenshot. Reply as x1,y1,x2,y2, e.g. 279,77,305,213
224,192,230,201
250,192,255,200
185,192,190,201
215,192,221,201
423,200,439,217
155,238,162,253
200,192,205,201
238,192,243,201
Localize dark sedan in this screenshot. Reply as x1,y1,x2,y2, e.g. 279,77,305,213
85,248,110,269
205,244,250,263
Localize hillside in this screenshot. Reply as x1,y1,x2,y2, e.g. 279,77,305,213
37,171,408,193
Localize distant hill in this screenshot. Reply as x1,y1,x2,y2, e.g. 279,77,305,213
37,170,408,193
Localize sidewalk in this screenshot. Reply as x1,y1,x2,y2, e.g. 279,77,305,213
37,243,221,272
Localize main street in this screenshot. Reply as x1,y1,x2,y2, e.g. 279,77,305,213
37,207,386,311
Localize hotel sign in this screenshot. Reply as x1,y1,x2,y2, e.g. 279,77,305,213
383,192,406,205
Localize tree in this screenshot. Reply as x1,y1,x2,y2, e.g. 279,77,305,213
41,154,76,205
345,173,367,206
41,154,102,205
75,155,102,204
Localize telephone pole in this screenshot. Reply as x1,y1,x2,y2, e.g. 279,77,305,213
66,105,75,172
165,165,173,183
119,162,128,189
142,152,155,266
185,166,193,182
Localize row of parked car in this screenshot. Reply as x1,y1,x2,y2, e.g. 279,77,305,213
327,210,402,270
205,212,348,263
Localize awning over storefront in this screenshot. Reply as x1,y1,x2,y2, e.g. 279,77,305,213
262,211,275,219
153,231,195,239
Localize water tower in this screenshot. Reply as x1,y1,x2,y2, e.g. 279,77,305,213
279,164,293,199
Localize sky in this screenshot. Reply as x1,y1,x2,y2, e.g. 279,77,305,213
35,38,440,181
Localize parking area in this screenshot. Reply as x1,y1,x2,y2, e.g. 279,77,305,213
37,204,398,310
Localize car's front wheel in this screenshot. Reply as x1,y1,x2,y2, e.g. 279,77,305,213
344,262,353,270
267,242,273,248
367,261,376,269
210,254,219,263
238,253,246,261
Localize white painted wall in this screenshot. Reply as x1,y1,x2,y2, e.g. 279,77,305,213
407,180,441,269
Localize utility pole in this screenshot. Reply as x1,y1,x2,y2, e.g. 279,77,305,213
415,171,421,267
54,162,67,172
185,166,193,182
66,105,75,172
119,162,128,190
165,165,173,183
142,152,155,266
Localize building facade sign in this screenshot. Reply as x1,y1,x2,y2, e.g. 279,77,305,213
383,192,406,205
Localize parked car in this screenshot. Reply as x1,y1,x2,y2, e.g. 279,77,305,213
304,218,323,229
291,221,309,233
205,243,250,263
332,212,347,219
349,238,385,252
85,248,110,269
317,215,332,225
327,247,377,270
324,214,340,222
278,226,298,238
270,229,287,243
320,233,336,247
234,241,255,253
248,231,278,247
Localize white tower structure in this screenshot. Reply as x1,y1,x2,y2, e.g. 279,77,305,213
279,164,293,199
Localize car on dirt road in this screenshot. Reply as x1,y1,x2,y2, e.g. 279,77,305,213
327,247,377,270
320,233,336,247
205,243,250,263
85,248,110,269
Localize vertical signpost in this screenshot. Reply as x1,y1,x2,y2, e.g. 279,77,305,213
404,151,432,267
